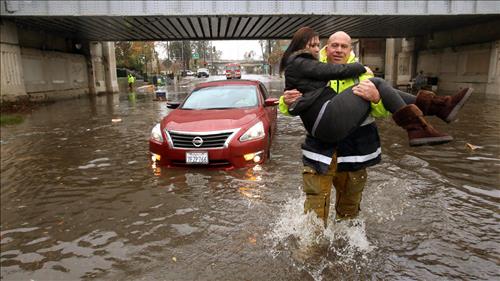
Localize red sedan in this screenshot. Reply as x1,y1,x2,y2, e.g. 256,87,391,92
149,79,278,169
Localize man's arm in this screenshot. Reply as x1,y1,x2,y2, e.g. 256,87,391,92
294,56,366,81
352,80,380,103
279,89,302,115
352,79,390,118
283,89,302,105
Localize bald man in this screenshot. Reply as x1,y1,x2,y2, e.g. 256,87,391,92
280,31,388,226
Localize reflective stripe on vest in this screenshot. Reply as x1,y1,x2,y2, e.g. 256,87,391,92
337,147,381,163
302,149,333,165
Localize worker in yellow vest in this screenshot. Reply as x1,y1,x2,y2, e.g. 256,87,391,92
127,73,135,91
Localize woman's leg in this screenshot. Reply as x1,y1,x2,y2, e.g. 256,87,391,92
396,89,417,104
368,77,453,146
311,88,371,143
310,78,456,146
369,77,408,112
381,81,472,123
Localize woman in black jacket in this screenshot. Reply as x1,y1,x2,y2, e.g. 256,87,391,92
280,27,471,146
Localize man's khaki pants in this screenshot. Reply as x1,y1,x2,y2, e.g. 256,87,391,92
302,154,367,226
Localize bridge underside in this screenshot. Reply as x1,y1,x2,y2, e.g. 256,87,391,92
6,14,500,41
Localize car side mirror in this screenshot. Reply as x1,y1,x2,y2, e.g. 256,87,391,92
264,98,279,107
166,102,180,109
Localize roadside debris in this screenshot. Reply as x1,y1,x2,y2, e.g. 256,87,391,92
466,143,482,151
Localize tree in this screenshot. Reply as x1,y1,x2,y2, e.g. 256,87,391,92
167,41,192,71
115,41,156,74
162,59,173,71
244,50,256,60
157,40,221,69
254,40,289,75
259,40,268,61
115,41,133,68
268,41,284,65
215,50,222,60
155,41,170,60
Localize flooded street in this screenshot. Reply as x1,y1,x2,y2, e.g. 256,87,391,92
1,74,499,281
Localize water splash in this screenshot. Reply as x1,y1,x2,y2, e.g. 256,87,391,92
266,195,375,280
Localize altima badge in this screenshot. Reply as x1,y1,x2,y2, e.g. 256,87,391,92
192,136,203,147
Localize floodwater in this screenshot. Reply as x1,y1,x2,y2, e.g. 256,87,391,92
1,75,499,281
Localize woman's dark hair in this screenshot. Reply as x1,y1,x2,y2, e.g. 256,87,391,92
279,26,319,73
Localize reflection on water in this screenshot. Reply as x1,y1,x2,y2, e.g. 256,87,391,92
1,75,499,280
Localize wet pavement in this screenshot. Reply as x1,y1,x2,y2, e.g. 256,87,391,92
1,74,499,280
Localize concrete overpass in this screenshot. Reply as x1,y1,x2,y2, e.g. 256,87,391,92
208,59,267,74
1,0,500,103
2,0,500,40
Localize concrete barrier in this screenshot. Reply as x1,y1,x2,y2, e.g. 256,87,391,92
20,47,89,101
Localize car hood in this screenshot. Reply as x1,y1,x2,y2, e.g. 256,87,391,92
162,108,261,132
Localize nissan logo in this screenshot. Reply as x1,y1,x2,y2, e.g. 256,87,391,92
192,136,203,147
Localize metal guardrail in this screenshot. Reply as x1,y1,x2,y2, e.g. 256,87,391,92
2,0,500,16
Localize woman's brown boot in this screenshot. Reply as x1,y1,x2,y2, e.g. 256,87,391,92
415,88,473,123
392,104,453,146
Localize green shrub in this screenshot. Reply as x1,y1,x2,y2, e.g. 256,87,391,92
0,115,24,126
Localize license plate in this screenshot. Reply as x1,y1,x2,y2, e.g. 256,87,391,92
186,151,209,164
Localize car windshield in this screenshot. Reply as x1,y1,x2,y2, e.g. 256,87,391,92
226,65,240,71
181,85,258,110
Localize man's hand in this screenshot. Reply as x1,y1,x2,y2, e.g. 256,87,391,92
352,80,380,103
282,89,302,106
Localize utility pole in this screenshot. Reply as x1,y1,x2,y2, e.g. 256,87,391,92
166,41,170,60
181,42,185,71
267,40,272,75
212,45,215,75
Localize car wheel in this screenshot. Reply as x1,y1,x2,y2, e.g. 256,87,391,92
266,134,272,161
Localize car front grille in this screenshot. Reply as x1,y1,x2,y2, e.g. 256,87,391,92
171,160,231,167
166,130,236,149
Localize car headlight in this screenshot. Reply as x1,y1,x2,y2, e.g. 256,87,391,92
239,121,265,142
150,123,164,142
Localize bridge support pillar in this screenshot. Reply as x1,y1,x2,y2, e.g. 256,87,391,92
486,40,500,98
88,42,105,95
396,38,417,87
0,20,27,102
102,42,119,93
384,38,402,87
87,41,118,95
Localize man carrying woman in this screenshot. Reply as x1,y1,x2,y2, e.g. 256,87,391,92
279,27,472,226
